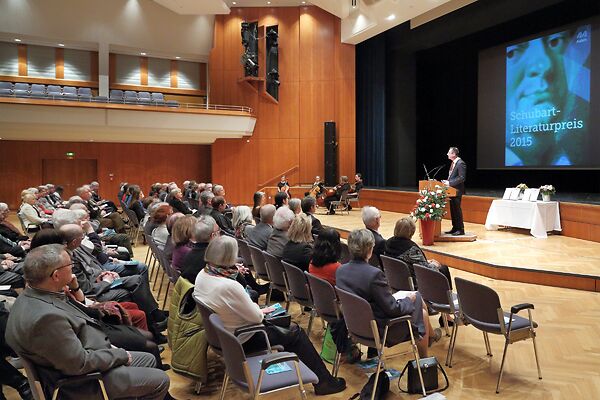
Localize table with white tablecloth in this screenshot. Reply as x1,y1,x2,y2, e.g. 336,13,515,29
484,199,562,239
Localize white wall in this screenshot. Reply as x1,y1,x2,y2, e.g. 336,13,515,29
0,0,214,61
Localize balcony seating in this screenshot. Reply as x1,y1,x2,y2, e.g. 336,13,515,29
0,81,178,108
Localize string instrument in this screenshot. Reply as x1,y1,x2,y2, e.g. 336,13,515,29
308,184,321,198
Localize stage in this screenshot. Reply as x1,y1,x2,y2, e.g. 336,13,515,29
317,209,600,292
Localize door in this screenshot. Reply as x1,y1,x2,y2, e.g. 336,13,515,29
42,159,98,199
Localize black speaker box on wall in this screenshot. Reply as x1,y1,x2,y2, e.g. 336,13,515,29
324,121,337,187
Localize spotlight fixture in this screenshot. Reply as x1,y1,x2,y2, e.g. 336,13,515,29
386,14,395,21
14,38,21,42
267,1,271,4
232,1,236,4
140,52,147,56
175,56,181,59
58,43,65,47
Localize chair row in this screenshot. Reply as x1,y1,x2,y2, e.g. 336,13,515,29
0,81,180,107
109,90,179,107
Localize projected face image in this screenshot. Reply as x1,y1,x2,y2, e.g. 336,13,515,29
505,24,591,167
506,32,569,124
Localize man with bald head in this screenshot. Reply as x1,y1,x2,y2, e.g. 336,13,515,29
245,204,275,250
5,244,170,399
60,224,167,338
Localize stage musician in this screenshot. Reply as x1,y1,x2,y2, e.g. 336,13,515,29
324,176,351,215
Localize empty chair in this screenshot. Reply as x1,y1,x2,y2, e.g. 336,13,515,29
0,81,13,96
109,89,124,103
14,82,30,97
380,255,415,291
151,92,165,105
455,277,542,393
62,86,78,100
282,261,316,334
77,87,93,101
209,313,318,400
46,85,62,98
336,286,427,398
413,264,461,366
248,244,271,302
138,91,152,104
237,239,253,270
262,251,290,309
30,84,46,98
124,90,138,104
305,272,342,376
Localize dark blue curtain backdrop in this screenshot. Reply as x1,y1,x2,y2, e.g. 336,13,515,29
356,34,386,187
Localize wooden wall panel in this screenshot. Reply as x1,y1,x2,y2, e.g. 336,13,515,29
18,44,27,76
210,6,355,204
55,48,64,79
0,140,211,209
140,57,148,85
90,52,99,82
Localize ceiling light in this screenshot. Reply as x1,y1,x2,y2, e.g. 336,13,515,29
386,14,395,21
267,1,271,4
14,38,21,42
232,1,236,4
58,43,65,47
175,56,181,59
140,52,147,56
302,1,306,3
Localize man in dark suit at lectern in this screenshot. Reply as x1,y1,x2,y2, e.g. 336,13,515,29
442,147,466,236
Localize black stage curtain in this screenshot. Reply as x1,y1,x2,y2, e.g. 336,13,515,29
356,34,387,187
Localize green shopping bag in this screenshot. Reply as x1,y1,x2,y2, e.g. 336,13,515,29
320,325,337,364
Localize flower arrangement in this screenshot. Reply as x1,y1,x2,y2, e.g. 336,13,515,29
540,185,556,195
516,183,528,193
411,185,448,221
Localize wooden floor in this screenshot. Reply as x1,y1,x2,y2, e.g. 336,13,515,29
5,211,600,399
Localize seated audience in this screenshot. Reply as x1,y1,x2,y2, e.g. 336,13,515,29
77,186,126,233
309,228,342,285
336,229,441,357
362,206,385,267
210,196,234,236
197,190,214,216
151,204,173,251
384,217,453,288
1,298,33,400
170,215,196,273
35,186,55,213
282,213,314,271
252,191,266,223
266,206,294,258
144,202,168,237
59,224,168,339
163,213,184,263
89,181,118,212
245,204,275,251
288,198,302,214
19,192,51,232
232,205,253,239
193,236,346,395
5,244,171,400
0,254,25,289
301,196,323,235
180,216,219,283
274,191,289,209
129,186,146,222
168,188,193,215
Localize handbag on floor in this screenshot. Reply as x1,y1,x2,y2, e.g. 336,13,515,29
398,356,449,394
349,370,390,400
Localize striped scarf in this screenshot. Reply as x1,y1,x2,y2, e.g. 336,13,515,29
204,263,239,280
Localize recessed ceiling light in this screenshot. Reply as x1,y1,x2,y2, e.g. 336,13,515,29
140,52,147,56
302,1,306,3
58,43,65,47
175,56,181,59
14,38,21,42
386,14,395,21
267,1,271,4
232,1,236,4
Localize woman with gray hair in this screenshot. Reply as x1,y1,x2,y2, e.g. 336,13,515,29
282,213,314,271
194,235,347,396
288,198,301,214
232,205,254,239
336,228,441,358
19,193,51,232
167,188,193,215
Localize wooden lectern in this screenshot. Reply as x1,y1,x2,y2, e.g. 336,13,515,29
418,180,456,240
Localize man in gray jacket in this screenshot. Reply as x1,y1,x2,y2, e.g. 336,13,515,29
5,244,170,399
245,204,275,250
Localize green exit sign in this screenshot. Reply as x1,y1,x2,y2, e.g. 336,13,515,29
65,152,75,158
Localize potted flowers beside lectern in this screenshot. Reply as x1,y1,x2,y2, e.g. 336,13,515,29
516,183,528,200
410,185,448,245
540,185,556,202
